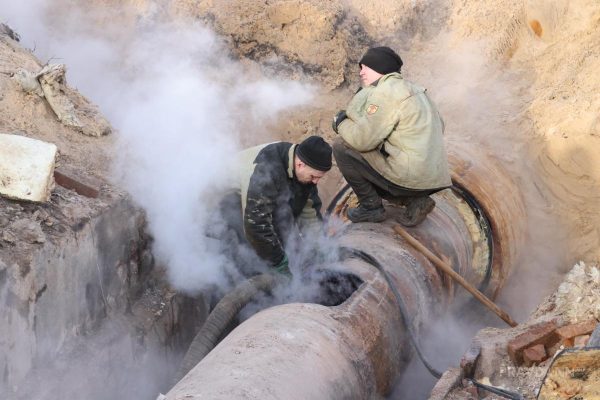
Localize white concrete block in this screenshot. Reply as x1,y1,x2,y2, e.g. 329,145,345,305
0,133,57,202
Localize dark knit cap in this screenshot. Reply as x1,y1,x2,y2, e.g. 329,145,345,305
359,46,403,75
296,136,332,172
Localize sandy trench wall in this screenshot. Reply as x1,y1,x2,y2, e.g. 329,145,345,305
448,0,600,261
170,0,356,91
0,198,147,391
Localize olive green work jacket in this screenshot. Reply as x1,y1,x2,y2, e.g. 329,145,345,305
337,73,452,190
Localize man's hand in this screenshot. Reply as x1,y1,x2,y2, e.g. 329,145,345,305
273,253,292,277
332,110,347,134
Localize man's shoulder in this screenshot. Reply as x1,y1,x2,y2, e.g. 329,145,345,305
245,142,292,182
255,142,292,164
239,141,290,161
377,74,425,100
258,141,292,153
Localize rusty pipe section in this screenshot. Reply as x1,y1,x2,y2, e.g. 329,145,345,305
165,144,526,399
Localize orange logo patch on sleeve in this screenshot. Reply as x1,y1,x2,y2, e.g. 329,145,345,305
366,104,379,115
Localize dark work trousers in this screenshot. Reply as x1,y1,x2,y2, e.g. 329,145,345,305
333,138,442,208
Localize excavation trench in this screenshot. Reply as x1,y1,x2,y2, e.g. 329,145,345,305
1,143,525,399
165,143,526,399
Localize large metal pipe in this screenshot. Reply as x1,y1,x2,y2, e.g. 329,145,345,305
165,144,526,399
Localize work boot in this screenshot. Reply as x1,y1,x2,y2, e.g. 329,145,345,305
347,204,386,223
396,197,435,227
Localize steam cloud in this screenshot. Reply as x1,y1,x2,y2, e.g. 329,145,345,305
3,1,314,293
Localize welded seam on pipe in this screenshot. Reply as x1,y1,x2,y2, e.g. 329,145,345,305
338,246,443,379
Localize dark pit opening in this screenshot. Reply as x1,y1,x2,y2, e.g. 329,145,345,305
312,269,363,306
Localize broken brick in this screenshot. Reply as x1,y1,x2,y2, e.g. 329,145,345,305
522,344,547,367
54,169,100,198
555,319,597,342
573,334,590,348
507,320,559,365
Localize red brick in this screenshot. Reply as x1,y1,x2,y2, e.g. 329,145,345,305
574,334,590,348
54,169,100,198
555,320,597,341
522,344,547,367
507,320,559,365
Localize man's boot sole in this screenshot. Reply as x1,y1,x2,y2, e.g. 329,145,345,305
347,208,386,223
396,198,435,227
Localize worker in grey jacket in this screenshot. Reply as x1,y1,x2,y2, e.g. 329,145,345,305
219,136,332,276
332,46,451,226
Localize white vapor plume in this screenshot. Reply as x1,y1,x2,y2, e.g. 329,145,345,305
2,2,314,292
111,26,313,293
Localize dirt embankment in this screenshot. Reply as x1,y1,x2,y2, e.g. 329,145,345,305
448,0,600,263
0,21,124,269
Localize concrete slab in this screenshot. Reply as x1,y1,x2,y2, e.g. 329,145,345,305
0,133,57,202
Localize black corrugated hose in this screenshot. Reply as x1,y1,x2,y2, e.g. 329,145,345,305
174,273,278,383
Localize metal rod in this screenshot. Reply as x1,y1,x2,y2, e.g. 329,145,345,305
393,224,518,327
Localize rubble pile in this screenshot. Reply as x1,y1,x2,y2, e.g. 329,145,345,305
432,262,600,399
552,262,600,323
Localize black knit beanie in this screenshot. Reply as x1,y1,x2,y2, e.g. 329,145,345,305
359,46,403,75
296,136,332,172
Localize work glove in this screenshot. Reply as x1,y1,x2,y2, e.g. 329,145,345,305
332,110,347,134
273,253,292,278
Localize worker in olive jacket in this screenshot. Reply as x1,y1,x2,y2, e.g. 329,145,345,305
219,136,332,276
332,46,451,226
